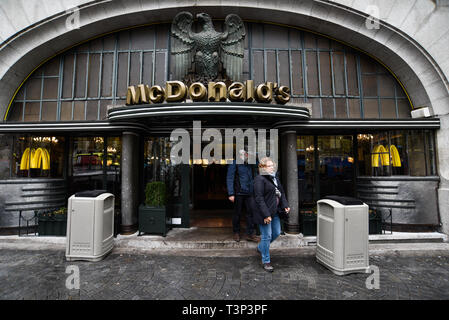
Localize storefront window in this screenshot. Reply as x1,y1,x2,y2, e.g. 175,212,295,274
70,136,104,195
297,135,354,207
68,136,121,198
318,135,354,198
144,137,174,183
369,132,390,176
390,131,408,175
409,131,426,176
297,136,316,207
357,130,436,176
71,137,104,178
12,136,27,177
425,130,436,176
298,130,437,210
144,136,186,208
105,137,121,197
8,135,65,178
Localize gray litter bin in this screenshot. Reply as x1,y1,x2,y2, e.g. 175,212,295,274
316,196,369,275
66,190,114,262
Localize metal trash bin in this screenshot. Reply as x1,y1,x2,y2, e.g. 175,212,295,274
66,190,114,262
316,195,369,275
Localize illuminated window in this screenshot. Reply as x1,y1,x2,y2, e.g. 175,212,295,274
357,130,436,176
6,135,65,178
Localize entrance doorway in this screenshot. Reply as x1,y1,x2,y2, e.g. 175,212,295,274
190,163,236,227
144,135,253,230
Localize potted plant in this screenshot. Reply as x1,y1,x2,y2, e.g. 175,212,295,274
38,207,67,236
138,181,169,236
145,181,166,207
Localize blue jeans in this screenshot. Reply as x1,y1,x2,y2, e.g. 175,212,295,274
257,214,281,264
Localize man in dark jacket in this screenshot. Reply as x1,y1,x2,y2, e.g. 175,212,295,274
226,149,259,242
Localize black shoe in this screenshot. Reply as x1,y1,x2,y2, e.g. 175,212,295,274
262,263,274,272
233,233,240,242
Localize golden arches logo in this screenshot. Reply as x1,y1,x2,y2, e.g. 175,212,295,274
371,145,401,167
20,148,50,171
390,145,401,167
371,145,389,167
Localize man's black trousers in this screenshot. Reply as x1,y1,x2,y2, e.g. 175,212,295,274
233,194,256,235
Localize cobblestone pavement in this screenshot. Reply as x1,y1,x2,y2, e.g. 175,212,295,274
1,248,449,300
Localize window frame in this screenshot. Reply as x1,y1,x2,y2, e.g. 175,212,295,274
8,22,412,122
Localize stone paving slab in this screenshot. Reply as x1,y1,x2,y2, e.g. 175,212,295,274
1,246,449,300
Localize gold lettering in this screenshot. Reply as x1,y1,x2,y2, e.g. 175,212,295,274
126,86,140,105
228,82,245,102
189,82,207,101
125,80,290,105
138,84,149,104
166,81,187,102
255,82,274,103
275,86,291,104
208,82,227,102
149,85,165,104
245,80,255,102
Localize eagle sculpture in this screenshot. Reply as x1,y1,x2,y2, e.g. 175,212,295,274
170,12,246,83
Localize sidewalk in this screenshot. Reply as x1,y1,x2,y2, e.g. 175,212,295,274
1,229,449,300
1,227,447,253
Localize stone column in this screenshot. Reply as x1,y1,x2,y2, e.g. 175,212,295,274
282,131,299,234
121,131,140,234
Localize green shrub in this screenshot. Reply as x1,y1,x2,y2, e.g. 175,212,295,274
145,181,167,207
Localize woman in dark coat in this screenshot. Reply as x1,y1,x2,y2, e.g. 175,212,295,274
253,157,290,272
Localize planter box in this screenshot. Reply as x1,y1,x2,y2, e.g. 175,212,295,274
38,213,67,236
300,212,317,236
138,205,169,237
